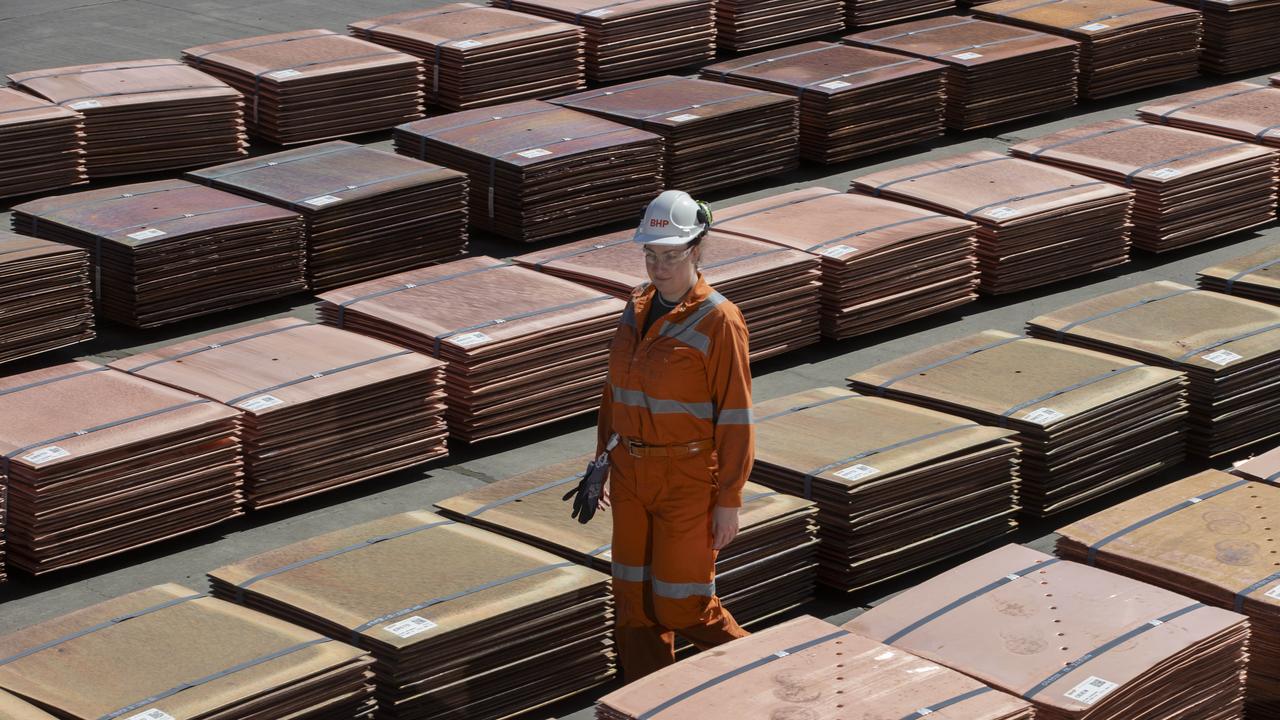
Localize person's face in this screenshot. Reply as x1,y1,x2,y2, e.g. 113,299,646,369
644,243,700,297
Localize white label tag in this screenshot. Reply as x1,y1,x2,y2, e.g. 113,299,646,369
1201,349,1242,366
1079,22,1109,30
452,39,484,48
1064,676,1119,706
834,463,879,481
1149,167,1181,179
819,244,858,259
952,52,983,60
450,331,493,348
915,710,933,716
818,80,851,90
237,394,285,411
666,113,700,123
1264,584,1280,600
584,7,612,15
23,446,70,465
1024,407,1066,425
68,99,102,110
517,148,552,159
384,616,437,638
304,195,342,207
600,549,612,559
125,711,175,720
985,206,1019,219
127,228,166,241
773,650,790,658
268,69,302,79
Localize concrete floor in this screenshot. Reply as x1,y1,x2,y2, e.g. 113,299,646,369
1,0,1278,717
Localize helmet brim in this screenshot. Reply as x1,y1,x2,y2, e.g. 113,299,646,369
632,230,699,246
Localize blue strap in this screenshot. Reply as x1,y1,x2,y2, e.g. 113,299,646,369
333,260,512,326
192,144,358,181
1029,123,1145,158
708,44,840,81
1175,321,1280,362
869,156,1013,197
534,237,631,267
1085,479,1249,564
757,393,859,422
1124,143,1248,186
1155,86,1269,122
714,190,842,226
873,336,1022,395
964,182,1105,220
1224,256,1280,294
998,365,1144,425
1049,288,1194,340
432,295,613,354
1236,571,1280,611
899,687,993,719
800,424,980,499
223,350,413,407
805,214,948,253
466,473,583,516
101,203,264,242
0,365,107,399
884,559,1059,644
123,321,313,374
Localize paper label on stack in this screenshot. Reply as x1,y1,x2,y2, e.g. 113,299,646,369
952,52,983,60
584,8,612,16
238,394,285,411
384,616,438,637
1149,168,1181,179
127,228,167,240
985,206,1019,219
834,464,879,481
1201,349,1242,366
1023,407,1066,424
68,100,102,110
819,80,852,90
451,331,493,347
304,195,342,207
1079,22,1109,30
1264,584,1280,601
667,114,700,123
1065,676,1118,705
518,148,553,158
268,69,303,79
125,711,175,720
453,40,484,48
819,245,858,259
23,446,70,464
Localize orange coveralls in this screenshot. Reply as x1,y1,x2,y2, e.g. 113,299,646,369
596,273,754,680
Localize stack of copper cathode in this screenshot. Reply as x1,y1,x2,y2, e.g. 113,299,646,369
846,0,957,27
1198,245,1280,304
1160,0,1280,74
1138,82,1280,153
0,232,93,365
714,0,844,53
0,88,85,198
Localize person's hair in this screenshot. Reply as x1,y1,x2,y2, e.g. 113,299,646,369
687,227,708,267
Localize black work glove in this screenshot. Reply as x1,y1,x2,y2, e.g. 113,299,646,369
563,436,617,524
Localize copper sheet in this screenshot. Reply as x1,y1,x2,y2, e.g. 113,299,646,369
512,230,820,360
1199,244,1280,306
714,0,843,52
1139,82,1280,154
700,42,946,163
182,29,424,145
1027,281,1280,457
849,0,956,26
1235,443,1280,483
394,100,662,242
0,231,93,366
1161,0,1280,74
187,141,468,290
844,16,1078,130
7,59,245,178
207,510,612,720
550,76,798,194
851,150,1134,293
847,330,1188,516
10,179,306,328
0,689,56,720
0,88,85,198
350,3,585,110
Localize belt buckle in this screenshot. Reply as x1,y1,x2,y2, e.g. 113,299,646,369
626,438,644,458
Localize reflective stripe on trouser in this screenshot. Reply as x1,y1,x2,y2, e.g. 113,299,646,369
610,451,748,682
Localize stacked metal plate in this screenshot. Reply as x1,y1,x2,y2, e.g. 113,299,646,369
0,690,56,719
848,330,1188,517
435,455,819,625
598,615,1035,720
513,230,821,361
0,88,85,199
1139,82,1280,153
7,59,245,178
1010,119,1278,253
846,544,1250,720
1198,244,1280,304
749,387,1020,591
349,3,585,111
843,16,1078,130
700,42,946,163
317,256,625,443
714,0,843,52
109,319,448,510
0,362,243,574
490,0,715,82
187,141,468,291
713,187,978,340
1162,0,1280,74
1235,443,1280,483
851,151,1134,294
11,179,306,328
972,0,1202,99
182,29,424,145
0,584,376,719
549,76,799,194
394,100,662,242
1057,469,1280,717
0,232,93,365
208,510,613,720
1027,281,1280,458
848,0,956,26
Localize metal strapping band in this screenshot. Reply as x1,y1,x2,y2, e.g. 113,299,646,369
1156,86,1269,121
0,243,58,258
1124,143,1249,186
1225,256,1280,294
1029,123,1146,157
124,321,313,374
1076,5,1174,26
701,248,788,271
900,687,993,719
250,50,405,123
714,190,842,226
874,336,1022,394
104,203,264,239
288,169,432,209
535,237,631,266
805,214,947,253
413,104,557,144
224,350,413,407
861,17,979,43
0,105,68,117
800,424,979,499
54,84,230,105
1022,603,1203,700
433,294,611,354
1175,321,1280,361
928,32,1047,59
429,21,549,100
636,90,767,121
801,58,929,92
710,45,840,80
488,126,638,216
0,365,108,398
870,156,1013,196
361,5,485,31
635,630,851,719
188,35,324,62
100,638,333,720
575,0,652,21
554,76,687,106
334,260,512,326
1256,123,1280,141
1086,479,1249,564
884,559,1059,644
1051,288,1194,340
23,184,185,221
998,365,1143,425
1236,571,1280,611
997,0,1061,13
0,593,206,667
588,544,612,556
466,473,584,516
964,182,1105,219
12,61,184,82
199,144,360,180
757,393,859,422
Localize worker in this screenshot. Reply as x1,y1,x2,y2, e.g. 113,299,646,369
595,189,754,680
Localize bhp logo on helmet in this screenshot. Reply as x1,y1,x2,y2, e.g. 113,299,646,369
649,219,670,228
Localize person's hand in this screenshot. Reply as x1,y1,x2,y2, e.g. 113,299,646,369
711,505,739,550
598,479,611,510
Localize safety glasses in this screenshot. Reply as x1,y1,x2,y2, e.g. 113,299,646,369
643,246,693,268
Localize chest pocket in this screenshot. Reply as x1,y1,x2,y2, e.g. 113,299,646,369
643,339,706,391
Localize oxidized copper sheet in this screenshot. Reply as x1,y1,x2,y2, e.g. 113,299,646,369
847,330,1188,516
1059,469,1280,715
0,689,56,719
598,615,1033,720
0,232,93,365
700,42,946,163
1161,0,1280,74
973,0,1202,99
0,362,244,575
1011,119,1278,253
1028,281,1280,457
316,255,624,443
435,454,818,625
7,60,245,178
714,0,843,53
1199,244,1280,305
550,76,798,194
108,318,448,510
0,584,376,719
182,29,424,145
350,3,585,110
851,150,1134,293
849,0,956,26
10,179,306,328
1235,443,1280,483
846,544,1249,720
713,187,978,339
207,510,613,720
513,230,821,361
1139,82,1280,152
187,140,468,290
750,387,1019,591
844,16,1078,130
0,88,85,198
489,0,714,82
394,100,662,242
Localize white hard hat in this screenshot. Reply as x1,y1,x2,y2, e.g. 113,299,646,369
633,190,712,246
